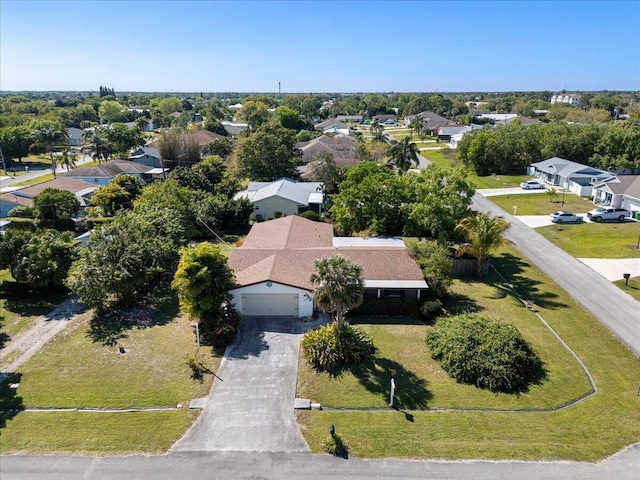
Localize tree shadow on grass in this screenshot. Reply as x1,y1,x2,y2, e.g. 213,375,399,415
0,373,24,430
349,357,433,409
87,304,176,347
490,252,567,310
0,280,67,318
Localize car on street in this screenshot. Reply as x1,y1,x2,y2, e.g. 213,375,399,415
550,211,583,223
586,206,630,222
520,180,546,190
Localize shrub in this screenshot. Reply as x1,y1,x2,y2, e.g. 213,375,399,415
7,205,35,218
302,322,376,374
274,211,284,218
420,298,443,318
300,210,323,222
425,313,544,393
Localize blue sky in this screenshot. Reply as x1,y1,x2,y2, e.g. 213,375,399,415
1,0,639,93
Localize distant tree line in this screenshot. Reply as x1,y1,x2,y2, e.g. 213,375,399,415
98,86,115,98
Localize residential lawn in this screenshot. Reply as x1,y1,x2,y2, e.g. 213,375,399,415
0,410,199,455
472,173,526,189
11,174,55,187
490,192,596,215
613,276,640,300
418,147,456,168
296,245,640,461
537,223,640,259
0,270,68,340
6,295,221,409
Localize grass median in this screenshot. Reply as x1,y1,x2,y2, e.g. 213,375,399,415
296,245,640,461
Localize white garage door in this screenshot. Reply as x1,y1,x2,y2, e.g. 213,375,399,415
241,293,299,316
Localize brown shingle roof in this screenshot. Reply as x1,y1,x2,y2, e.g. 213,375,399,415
230,216,425,290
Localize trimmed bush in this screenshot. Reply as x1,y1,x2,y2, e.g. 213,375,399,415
300,210,323,222
302,322,376,374
7,205,35,218
425,313,544,393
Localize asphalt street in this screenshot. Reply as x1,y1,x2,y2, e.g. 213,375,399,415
473,193,640,356
3,446,640,480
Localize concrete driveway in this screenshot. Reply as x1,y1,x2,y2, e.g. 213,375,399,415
170,316,309,453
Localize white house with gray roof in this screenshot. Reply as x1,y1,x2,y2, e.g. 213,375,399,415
528,157,613,196
591,175,640,218
235,178,324,221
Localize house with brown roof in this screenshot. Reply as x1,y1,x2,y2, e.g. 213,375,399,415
228,216,428,317
60,159,153,186
591,175,640,217
0,177,97,218
297,134,360,181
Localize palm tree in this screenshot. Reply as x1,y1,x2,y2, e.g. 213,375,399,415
85,133,112,164
389,136,419,174
369,121,386,143
30,127,69,177
136,116,150,131
546,187,558,203
309,255,365,328
408,116,424,139
60,148,77,171
454,213,510,277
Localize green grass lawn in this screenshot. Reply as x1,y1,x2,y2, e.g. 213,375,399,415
490,192,596,215
536,223,640,259
0,292,224,454
11,173,55,187
613,276,640,300
472,173,526,189
296,245,640,461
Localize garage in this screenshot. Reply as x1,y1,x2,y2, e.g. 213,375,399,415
240,293,299,316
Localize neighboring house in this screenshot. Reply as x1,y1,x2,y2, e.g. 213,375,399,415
0,219,11,234
222,121,249,136
235,178,324,221
591,175,640,216
474,113,539,126
128,146,162,168
550,93,582,105
228,216,428,317
314,119,350,135
528,157,613,196
298,134,360,181
0,177,96,218
124,120,154,132
437,125,468,142
372,114,397,124
449,124,484,148
403,111,450,134
67,127,84,146
336,115,363,123
60,159,154,185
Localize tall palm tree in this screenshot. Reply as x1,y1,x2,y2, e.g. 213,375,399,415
136,116,150,131
408,115,424,139
389,136,419,174
30,127,69,177
454,213,510,277
60,148,77,171
369,121,386,143
85,133,112,164
309,255,365,328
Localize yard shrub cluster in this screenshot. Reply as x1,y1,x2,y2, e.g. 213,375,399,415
302,322,376,374
425,313,544,393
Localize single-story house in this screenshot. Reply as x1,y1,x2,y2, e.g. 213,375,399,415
235,178,324,221
449,124,485,148
372,114,397,124
228,216,428,317
528,158,613,196
403,111,449,134
314,119,350,135
0,177,97,218
437,125,468,142
128,146,162,168
296,134,359,177
222,121,249,136
67,127,84,146
336,115,363,123
591,175,640,217
60,159,154,185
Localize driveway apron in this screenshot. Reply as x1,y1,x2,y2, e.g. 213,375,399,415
171,316,309,452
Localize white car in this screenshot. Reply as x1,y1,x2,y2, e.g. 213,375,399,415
520,180,546,190
550,211,583,224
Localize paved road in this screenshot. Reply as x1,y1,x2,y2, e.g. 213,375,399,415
170,317,309,452
0,154,94,192
3,445,640,480
473,193,640,356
